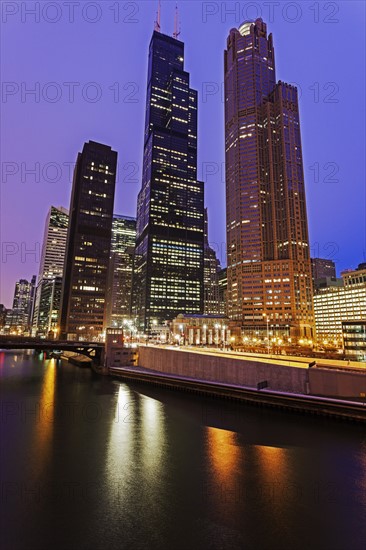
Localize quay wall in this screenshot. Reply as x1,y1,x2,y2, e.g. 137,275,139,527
138,347,366,398
138,347,308,394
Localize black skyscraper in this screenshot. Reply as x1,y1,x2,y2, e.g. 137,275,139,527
133,30,204,331
60,141,117,340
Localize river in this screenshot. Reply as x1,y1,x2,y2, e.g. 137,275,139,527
1,351,365,550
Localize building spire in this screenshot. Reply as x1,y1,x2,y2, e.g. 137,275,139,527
154,0,161,32
173,4,180,39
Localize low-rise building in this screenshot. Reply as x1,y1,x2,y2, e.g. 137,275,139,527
313,264,366,346
342,321,366,362
171,313,241,347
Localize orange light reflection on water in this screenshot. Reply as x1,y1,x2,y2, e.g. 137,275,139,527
32,360,56,476
206,426,241,517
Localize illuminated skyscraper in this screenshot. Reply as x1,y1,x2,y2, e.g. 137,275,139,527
60,141,117,340
218,268,228,316
39,206,69,280
204,208,220,315
32,206,69,336
6,277,36,334
106,215,136,327
133,28,204,331
224,18,314,340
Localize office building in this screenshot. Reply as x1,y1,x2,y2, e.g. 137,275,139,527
39,206,69,279
133,26,204,331
342,321,366,362
203,209,220,315
311,257,336,281
60,141,117,340
218,268,228,316
106,215,136,327
33,278,63,337
224,18,314,340
32,206,69,336
0,304,8,331
6,276,36,334
313,264,366,345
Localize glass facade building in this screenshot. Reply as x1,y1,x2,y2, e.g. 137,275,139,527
60,141,117,340
224,18,314,340
32,206,69,336
106,215,136,327
33,277,63,337
203,209,220,315
133,30,204,331
39,206,69,280
218,268,228,316
6,277,36,334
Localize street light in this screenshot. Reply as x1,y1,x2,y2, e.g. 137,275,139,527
230,336,235,350
178,324,185,345
214,324,220,348
263,314,270,355
203,324,207,346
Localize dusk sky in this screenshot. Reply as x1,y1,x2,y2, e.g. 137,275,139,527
1,0,365,307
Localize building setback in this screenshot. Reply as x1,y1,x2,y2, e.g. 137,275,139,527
224,18,314,340
32,206,69,336
133,29,204,331
60,141,117,340
106,215,136,327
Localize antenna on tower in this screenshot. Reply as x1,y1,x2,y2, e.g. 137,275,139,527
173,4,181,39
154,0,161,32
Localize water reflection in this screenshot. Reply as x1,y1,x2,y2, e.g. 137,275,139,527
2,354,366,550
206,426,240,517
105,385,134,482
32,359,56,476
255,444,288,483
141,395,166,472
105,385,167,513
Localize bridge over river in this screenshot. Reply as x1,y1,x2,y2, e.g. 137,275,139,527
0,336,104,364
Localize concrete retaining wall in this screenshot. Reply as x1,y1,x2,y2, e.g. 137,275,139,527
138,347,308,394
309,368,366,398
138,347,366,398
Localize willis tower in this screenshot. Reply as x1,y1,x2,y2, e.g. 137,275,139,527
133,10,204,331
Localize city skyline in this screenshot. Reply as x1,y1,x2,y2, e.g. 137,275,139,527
1,5,365,548
1,2,365,308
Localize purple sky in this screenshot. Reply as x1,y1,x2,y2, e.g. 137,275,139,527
1,1,365,307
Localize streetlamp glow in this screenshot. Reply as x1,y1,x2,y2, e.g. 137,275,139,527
263,313,270,354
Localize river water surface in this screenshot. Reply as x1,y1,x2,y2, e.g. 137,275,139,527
1,351,365,550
